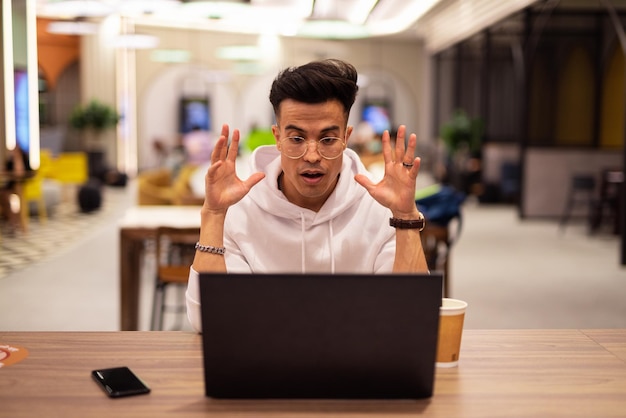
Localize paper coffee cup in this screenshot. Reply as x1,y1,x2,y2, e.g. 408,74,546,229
436,298,467,368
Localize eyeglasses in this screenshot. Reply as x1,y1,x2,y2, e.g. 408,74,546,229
279,136,346,160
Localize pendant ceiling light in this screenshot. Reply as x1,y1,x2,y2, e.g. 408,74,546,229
38,0,114,18
47,19,99,35
112,33,160,49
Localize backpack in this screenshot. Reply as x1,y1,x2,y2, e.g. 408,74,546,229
415,185,466,244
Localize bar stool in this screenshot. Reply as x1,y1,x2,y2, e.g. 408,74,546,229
150,226,199,330
559,174,596,232
590,168,623,235
421,224,451,297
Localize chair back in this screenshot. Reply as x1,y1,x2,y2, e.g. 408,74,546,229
420,224,451,297
571,175,595,191
151,226,199,330
155,227,199,284
48,152,89,185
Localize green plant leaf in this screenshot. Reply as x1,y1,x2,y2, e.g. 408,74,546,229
69,99,120,133
439,109,483,154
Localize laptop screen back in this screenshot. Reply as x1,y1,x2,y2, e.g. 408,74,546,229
199,272,442,399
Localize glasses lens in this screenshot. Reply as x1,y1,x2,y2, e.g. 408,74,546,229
318,137,344,159
281,137,344,159
282,137,306,158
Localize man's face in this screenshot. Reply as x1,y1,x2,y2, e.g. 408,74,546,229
272,99,352,212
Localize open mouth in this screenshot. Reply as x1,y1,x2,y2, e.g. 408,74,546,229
302,172,323,179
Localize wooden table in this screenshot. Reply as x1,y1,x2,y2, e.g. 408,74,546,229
1,330,625,417
119,206,201,331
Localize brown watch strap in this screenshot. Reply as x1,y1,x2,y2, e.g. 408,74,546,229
389,213,426,231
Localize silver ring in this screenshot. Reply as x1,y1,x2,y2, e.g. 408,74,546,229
402,162,414,168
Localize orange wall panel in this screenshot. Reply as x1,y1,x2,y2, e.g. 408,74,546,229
37,18,79,89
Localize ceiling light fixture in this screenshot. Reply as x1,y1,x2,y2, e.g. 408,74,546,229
367,0,442,36
38,0,114,19
348,0,379,25
179,0,251,20
47,20,99,35
297,19,369,40
171,0,310,35
115,0,181,16
35,0,446,41
311,0,378,25
215,45,262,61
113,33,160,49
150,49,191,63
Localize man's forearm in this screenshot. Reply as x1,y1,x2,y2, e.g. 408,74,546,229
392,228,429,272
191,209,228,273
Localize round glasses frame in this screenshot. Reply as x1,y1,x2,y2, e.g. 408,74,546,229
279,136,346,160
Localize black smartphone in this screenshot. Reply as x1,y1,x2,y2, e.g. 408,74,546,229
91,366,151,398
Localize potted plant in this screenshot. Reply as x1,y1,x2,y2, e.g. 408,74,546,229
69,99,120,145
439,109,484,193
69,99,120,180
439,109,483,157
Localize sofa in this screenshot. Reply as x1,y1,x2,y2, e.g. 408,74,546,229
137,164,204,206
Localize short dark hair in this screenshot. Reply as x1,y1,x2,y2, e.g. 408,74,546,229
269,59,359,120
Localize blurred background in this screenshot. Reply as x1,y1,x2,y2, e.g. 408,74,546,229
0,0,624,331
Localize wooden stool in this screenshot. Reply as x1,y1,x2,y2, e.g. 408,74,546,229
421,224,451,297
559,174,596,232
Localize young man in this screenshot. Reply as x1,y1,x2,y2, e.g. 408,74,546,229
186,59,428,332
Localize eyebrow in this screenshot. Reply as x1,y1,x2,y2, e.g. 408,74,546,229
283,124,342,135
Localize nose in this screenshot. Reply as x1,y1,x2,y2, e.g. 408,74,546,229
302,140,322,162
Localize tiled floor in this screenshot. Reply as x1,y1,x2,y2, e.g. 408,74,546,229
451,202,626,329
0,179,625,331
0,185,126,279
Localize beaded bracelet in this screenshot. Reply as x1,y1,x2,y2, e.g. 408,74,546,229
195,242,226,255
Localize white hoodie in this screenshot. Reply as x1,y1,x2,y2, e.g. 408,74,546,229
186,146,395,331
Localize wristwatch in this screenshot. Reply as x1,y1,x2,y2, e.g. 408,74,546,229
389,212,426,231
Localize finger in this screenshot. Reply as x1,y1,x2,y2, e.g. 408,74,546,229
227,129,240,162
219,124,230,160
211,136,228,164
354,173,375,192
380,130,393,164
206,160,224,183
220,123,229,139
243,172,266,190
395,125,406,163
408,157,421,178
405,133,417,161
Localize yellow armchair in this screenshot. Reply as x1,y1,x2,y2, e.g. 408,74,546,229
19,149,55,230
137,168,176,205
47,152,89,185
137,165,204,206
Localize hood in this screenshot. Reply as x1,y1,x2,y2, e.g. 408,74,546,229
245,146,373,226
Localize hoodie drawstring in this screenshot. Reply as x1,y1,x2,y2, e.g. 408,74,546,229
300,212,306,273
299,213,336,273
329,219,335,273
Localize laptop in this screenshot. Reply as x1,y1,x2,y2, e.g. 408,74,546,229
199,272,443,399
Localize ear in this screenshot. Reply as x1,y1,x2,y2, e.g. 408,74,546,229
272,125,281,149
344,125,354,148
